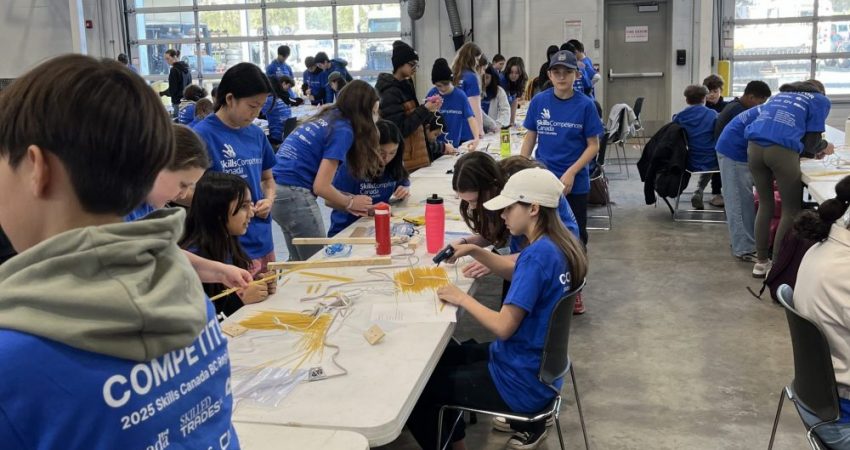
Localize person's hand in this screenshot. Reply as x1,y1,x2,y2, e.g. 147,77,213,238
466,139,480,151
824,142,835,156
437,284,469,307
260,271,278,295
347,195,373,216
213,262,253,289
462,261,492,279
424,97,443,112
254,199,273,219
240,283,269,304
444,243,477,264
392,186,410,200
560,171,576,194
444,142,458,155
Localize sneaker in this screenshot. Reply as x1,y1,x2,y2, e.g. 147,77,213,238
492,416,555,433
737,252,759,263
573,292,586,315
691,191,705,210
752,260,772,278
709,194,725,207
507,429,549,450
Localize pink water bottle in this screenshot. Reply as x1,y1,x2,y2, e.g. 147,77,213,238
374,202,391,256
425,194,445,254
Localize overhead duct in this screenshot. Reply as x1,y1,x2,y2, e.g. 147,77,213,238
444,0,465,51
408,0,426,20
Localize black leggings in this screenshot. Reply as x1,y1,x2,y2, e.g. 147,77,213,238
566,193,589,245
406,341,544,449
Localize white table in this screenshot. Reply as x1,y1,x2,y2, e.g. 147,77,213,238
225,171,476,447
234,423,369,450
801,125,849,203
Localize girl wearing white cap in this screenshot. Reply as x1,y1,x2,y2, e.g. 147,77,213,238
405,167,588,450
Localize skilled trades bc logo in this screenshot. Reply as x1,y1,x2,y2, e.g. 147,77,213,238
541,108,551,121
222,144,236,159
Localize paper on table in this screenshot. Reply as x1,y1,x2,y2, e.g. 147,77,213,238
370,301,457,323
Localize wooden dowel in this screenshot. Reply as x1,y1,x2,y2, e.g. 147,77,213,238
268,256,393,271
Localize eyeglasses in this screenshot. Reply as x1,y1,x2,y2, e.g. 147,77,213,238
408,61,419,69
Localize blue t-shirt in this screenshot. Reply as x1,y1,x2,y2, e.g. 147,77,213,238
262,95,292,144
716,106,762,163
499,74,517,105
194,114,277,259
178,102,196,125
125,203,156,222
327,163,410,237
426,87,475,147
0,301,239,449
273,111,354,190
509,196,579,252
523,88,604,195
458,70,481,98
744,91,831,153
307,70,326,106
673,104,718,171
266,60,293,80
189,116,204,129
489,236,571,413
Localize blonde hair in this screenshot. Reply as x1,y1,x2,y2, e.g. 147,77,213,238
452,42,483,87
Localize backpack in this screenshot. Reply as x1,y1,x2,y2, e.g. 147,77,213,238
747,229,816,302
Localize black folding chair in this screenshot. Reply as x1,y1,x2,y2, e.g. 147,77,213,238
769,284,841,450
669,131,725,224
633,97,647,147
588,134,613,231
607,108,631,178
436,281,590,450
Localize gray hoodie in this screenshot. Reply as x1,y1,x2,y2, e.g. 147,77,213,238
0,208,207,362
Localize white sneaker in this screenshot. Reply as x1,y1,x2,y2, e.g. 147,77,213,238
492,415,555,433
752,260,772,278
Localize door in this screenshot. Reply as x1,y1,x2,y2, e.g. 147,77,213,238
604,0,669,135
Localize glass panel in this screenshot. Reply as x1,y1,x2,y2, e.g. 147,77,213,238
731,60,812,96
816,59,850,95
198,0,258,5
285,39,335,70
734,0,815,19
134,12,196,41
820,0,850,15
198,9,262,37
133,43,200,76
733,23,813,56
202,41,264,75
355,74,380,87
337,37,398,72
265,6,333,35
133,0,192,7
818,21,850,53
336,4,401,34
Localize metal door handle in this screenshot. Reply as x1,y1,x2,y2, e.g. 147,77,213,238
608,69,664,80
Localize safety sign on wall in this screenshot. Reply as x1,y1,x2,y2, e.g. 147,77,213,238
625,26,649,42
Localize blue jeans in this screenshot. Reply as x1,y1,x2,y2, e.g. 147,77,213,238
798,404,850,449
271,184,325,261
718,153,755,257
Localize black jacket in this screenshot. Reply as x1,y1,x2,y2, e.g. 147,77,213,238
637,122,690,204
0,227,15,266
166,61,192,105
375,73,433,137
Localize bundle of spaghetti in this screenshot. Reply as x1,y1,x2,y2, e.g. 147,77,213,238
393,266,451,294
238,310,333,370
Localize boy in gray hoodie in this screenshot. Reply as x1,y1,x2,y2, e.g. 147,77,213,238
0,54,238,448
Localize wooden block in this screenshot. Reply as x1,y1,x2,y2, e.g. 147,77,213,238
222,323,248,338
292,237,375,245
269,256,393,271
363,324,385,345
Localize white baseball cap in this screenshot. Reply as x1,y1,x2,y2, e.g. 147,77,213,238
484,168,564,210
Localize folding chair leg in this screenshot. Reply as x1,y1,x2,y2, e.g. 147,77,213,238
555,416,566,450
571,366,590,450
768,388,787,450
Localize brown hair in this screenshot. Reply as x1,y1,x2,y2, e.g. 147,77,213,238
194,98,214,119
183,84,207,102
452,42,483,87
0,54,173,215
165,49,180,59
702,74,724,91
312,80,382,180
499,155,543,178
684,85,709,105
171,124,210,171
528,205,588,286
451,152,507,246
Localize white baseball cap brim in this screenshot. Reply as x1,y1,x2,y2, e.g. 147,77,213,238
483,167,564,211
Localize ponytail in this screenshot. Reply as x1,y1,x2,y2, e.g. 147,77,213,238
795,175,850,241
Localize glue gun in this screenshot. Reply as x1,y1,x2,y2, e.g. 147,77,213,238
432,244,455,266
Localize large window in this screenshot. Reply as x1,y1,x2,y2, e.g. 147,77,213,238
125,0,407,86
732,0,850,95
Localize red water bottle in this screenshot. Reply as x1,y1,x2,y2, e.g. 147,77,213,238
425,194,445,254
374,202,391,256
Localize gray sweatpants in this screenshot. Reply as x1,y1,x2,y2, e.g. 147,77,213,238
747,142,802,261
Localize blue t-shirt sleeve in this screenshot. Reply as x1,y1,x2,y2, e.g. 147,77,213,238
462,71,481,97
0,404,25,448
461,93,474,119
324,122,354,161
583,101,605,138
504,256,543,313
261,133,276,170
523,98,538,131
806,95,831,133
426,87,438,98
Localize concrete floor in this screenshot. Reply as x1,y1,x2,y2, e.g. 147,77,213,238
270,148,811,449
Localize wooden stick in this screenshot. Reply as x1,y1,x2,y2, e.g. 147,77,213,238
292,236,406,246
209,273,280,302
269,256,393,271
298,271,355,282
